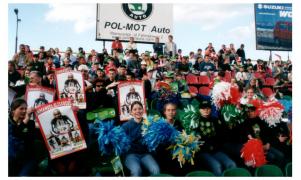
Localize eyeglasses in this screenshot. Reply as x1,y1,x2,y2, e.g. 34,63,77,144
96,84,102,87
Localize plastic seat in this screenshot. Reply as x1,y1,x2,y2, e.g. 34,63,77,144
255,164,283,177
150,173,174,177
186,74,199,85
261,87,274,98
198,75,210,85
222,168,252,177
199,86,211,96
188,86,198,94
285,162,292,176
186,170,215,176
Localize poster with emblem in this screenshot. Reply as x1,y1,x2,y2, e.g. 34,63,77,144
34,99,87,159
55,68,86,109
25,85,56,109
117,80,147,121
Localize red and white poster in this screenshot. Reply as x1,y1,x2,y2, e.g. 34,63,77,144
25,85,56,109
117,81,147,121
34,99,87,159
55,68,86,109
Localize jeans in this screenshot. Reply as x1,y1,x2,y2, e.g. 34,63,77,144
124,153,160,176
266,147,286,169
198,151,237,176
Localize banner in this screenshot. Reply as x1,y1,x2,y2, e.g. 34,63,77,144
255,3,292,51
25,85,56,109
96,3,173,44
117,81,147,121
34,99,87,159
55,68,86,109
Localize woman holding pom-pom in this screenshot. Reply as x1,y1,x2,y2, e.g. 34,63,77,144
122,101,160,176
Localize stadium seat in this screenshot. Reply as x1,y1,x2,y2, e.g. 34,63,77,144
264,77,276,86
198,75,210,85
186,170,215,177
255,164,283,177
150,173,174,177
199,86,211,96
186,74,199,85
285,162,292,176
188,86,198,94
222,168,252,177
261,87,274,98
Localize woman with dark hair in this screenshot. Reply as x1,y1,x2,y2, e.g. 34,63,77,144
8,98,36,176
122,101,160,176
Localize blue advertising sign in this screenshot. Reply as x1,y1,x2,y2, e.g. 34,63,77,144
254,3,292,51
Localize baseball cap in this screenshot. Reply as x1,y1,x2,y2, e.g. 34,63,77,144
199,100,211,109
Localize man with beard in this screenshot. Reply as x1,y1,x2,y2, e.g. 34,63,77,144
126,87,141,105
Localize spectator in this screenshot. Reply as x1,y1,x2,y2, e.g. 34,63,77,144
111,37,123,54
9,98,36,176
153,37,163,55
236,44,246,64
122,101,160,176
164,35,177,58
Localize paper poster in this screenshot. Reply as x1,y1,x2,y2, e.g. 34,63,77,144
34,99,87,159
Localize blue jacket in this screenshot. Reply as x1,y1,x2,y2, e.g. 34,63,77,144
122,118,148,154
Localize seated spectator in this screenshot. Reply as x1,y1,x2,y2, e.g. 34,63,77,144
122,101,160,176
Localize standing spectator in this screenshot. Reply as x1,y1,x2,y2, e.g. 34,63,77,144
8,61,21,87
111,37,123,54
153,37,163,55
164,35,177,58
125,37,137,54
195,48,203,59
127,51,141,77
12,44,31,69
236,44,246,64
205,42,216,55
188,51,196,68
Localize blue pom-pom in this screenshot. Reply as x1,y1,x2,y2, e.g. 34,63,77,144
143,119,180,152
95,120,131,156
279,99,292,113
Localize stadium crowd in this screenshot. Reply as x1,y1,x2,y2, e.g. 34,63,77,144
8,35,292,176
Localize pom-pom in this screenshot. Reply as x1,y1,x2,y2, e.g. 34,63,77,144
142,119,180,152
240,139,267,168
278,99,292,113
95,120,131,156
221,104,244,127
167,131,203,168
178,104,200,134
258,101,284,127
211,82,231,109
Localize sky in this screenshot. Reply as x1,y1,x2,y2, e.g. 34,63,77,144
7,3,292,61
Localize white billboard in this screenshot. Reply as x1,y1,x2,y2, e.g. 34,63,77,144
96,3,173,44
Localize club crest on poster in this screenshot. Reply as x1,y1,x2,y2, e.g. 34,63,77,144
55,69,86,109
118,81,147,121
34,99,87,159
